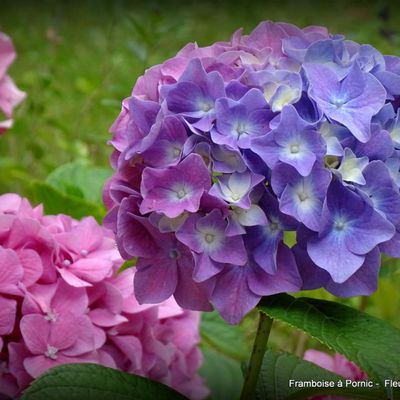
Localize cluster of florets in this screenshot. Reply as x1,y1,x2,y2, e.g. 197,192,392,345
0,33,25,133
0,194,207,400
104,20,400,324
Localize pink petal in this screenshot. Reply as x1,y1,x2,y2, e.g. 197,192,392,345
49,313,79,350
51,279,89,316
69,258,113,283
0,33,16,76
8,342,33,389
108,268,134,299
21,282,57,315
17,249,43,287
88,309,128,327
24,355,53,379
0,75,26,118
57,266,93,287
111,335,143,370
63,316,104,356
55,217,104,254
0,193,22,214
23,353,98,379
0,247,23,294
20,315,50,354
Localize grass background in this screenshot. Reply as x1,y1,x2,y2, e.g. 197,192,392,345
1,0,400,373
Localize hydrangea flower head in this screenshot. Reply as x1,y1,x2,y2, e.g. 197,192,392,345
0,33,25,133
105,20,400,324
0,194,207,400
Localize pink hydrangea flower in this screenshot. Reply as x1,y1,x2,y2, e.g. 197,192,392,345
0,33,25,133
0,194,208,400
304,349,367,400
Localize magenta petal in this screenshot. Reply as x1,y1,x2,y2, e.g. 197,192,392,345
0,296,16,335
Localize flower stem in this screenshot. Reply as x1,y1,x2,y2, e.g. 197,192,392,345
240,312,273,400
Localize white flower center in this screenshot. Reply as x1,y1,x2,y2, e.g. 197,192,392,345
290,144,300,154
297,191,309,202
235,121,247,137
231,193,241,201
334,218,346,231
62,259,71,267
176,189,188,199
80,249,88,257
204,233,215,244
200,101,213,112
44,311,58,322
45,345,58,360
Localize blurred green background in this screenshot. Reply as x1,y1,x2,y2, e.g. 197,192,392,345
1,1,400,397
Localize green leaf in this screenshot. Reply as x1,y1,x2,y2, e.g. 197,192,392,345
256,350,384,400
199,347,243,400
29,181,105,222
118,258,137,273
46,160,112,205
200,311,249,360
21,363,187,400
259,294,400,390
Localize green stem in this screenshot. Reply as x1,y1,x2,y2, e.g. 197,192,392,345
359,296,369,312
240,312,273,400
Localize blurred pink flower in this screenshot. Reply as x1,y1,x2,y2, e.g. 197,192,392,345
0,193,208,400
0,33,25,134
304,349,367,400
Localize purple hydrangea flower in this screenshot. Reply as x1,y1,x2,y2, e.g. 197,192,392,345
252,105,326,176
161,58,225,131
209,171,264,208
304,62,386,143
212,88,271,149
176,209,247,282
140,154,211,218
307,179,394,283
271,163,331,231
247,69,302,112
105,20,400,324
